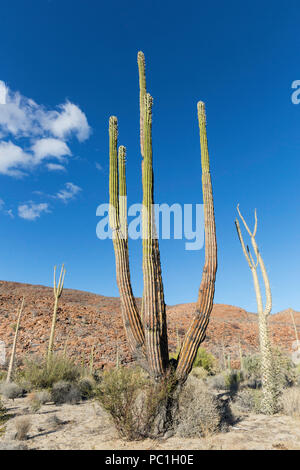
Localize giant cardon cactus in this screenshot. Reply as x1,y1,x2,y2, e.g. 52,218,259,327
108,52,217,384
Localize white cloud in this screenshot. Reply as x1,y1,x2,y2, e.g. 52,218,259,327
0,141,32,177
44,102,91,142
55,182,82,203
18,202,50,220
32,138,71,162
0,81,8,104
0,80,91,177
46,163,66,172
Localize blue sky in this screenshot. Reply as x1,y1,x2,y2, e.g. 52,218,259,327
0,0,299,313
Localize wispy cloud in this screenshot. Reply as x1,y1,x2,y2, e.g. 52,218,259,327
0,80,91,176
95,162,103,171
46,163,66,172
55,182,82,203
18,202,50,221
0,198,14,218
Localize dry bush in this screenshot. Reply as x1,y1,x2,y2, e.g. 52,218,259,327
192,347,218,374
97,366,175,440
191,367,209,380
15,417,31,440
0,382,23,400
27,390,51,412
175,376,225,438
78,377,96,400
51,381,81,405
280,387,300,418
19,354,81,390
233,388,263,413
27,392,42,412
0,399,8,428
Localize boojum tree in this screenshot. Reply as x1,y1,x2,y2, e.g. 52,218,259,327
235,206,278,414
108,52,217,384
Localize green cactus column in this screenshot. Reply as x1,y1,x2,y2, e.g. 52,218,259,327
138,51,169,377
176,101,217,382
109,117,146,364
142,93,169,379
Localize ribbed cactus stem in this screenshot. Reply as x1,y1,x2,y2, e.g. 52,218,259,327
142,93,168,379
6,297,25,383
176,101,217,382
47,264,66,369
109,116,146,365
118,145,127,240
138,51,146,159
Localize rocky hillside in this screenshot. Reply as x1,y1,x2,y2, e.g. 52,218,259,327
0,280,299,369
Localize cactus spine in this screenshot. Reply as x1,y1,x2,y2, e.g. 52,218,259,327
6,297,25,383
108,52,217,384
47,264,66,368
235,206,277,414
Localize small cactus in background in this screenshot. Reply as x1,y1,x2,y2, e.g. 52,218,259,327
235,206,278,414
6,297,25,383
47,264,66,369
108,52,217,385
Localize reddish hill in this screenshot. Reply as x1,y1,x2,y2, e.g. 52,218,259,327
0,280,299,369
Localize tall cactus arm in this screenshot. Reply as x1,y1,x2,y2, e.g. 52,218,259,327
142,94,169,379
138,52,169,375
176,101,218,382
118,145,128,241
138,51,146,159
6,297,25,383
108,117,146,363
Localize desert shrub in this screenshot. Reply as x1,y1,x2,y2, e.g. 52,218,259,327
243,354,261,380
234,389,256,413
78,377,96,400
0,371,7,382
15,416,31,440
97,366,175,440
233,388,263,414
191,366,209,380
279,387,300,418
27,392,42,412
36,390,51,404
243,350,295,390
193,347,217,374
0,382,23,400
207,373,226,391
272,348,295,389
224,370,243,393
27,390,51,412
207,370,242,393
0,399,7,424
175,376,226,437
51,381,81,405
18,354,81,390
